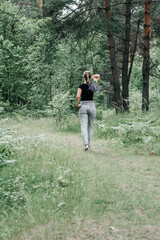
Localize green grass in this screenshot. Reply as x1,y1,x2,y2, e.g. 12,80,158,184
0,116,160,240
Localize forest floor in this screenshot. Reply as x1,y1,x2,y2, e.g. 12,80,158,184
1,117,160,240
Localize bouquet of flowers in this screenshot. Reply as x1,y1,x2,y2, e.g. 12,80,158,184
88,74,100,92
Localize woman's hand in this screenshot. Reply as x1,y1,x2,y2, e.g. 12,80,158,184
77,104,82,109
91,74,100,83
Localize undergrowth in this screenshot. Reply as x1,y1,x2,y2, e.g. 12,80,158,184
94,110,160,155
57,105,160,155
0,110,160,239
0,119,19,167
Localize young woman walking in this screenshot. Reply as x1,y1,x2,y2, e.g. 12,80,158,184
76,71,100,151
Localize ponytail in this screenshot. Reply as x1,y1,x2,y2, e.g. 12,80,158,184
83,71,91,84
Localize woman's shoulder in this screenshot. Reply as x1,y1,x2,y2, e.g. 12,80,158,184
78,83,85,88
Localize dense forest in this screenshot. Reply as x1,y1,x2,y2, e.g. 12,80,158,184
0,0,159,115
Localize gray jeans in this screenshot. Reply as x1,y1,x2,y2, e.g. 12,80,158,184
79,101,96,146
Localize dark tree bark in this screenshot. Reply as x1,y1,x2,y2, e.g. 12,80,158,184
122,0,131,111
104,0,121,113
142,0,151,111
137,0,140,54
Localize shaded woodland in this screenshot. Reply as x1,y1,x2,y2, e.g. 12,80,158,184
0,0,160,115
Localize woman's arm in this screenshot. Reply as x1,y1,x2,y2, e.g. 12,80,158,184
76,88,82,109
92,74,100,83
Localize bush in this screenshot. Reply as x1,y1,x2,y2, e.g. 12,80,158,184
94,110,160,155
61,114,80,133
0,123,18,168
0,174,26,209
96,108,103,120
94,120,118,139
49,91,71,127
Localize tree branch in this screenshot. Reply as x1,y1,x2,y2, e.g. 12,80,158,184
17,1,39,8
58,0,94,22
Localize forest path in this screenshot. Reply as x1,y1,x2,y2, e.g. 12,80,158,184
2,118,160,240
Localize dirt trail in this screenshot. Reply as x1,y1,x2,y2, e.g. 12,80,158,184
3,119,160,240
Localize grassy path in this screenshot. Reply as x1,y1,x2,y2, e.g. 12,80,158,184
1,118,160,240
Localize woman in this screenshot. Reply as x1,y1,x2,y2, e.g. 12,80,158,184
76,71,100,151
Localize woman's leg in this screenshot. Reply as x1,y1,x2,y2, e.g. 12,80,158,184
79,106,88,145
88,104,96,147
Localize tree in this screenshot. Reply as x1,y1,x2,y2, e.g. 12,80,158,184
121,0,131,111
104,0,121,112
0,0,159,114
142,0,151,111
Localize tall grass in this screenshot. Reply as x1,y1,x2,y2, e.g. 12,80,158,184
1,96,160,239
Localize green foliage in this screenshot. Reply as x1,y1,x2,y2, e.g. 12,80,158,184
130,56,143,91
0,174,26,210
0,0,159,114
0,123,18,167
94,120,118,139
0,3,32,108
94,105,160,155
0,1,109,111
150,42,160,90
60,113,80,133
49,91,71,125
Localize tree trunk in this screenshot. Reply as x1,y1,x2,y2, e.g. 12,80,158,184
142,0,151,111
39,0,43,10
104,0,121,113
39,0,43,16
137,0,139,54
122,0,131,111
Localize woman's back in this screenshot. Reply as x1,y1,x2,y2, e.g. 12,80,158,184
78,83,93,101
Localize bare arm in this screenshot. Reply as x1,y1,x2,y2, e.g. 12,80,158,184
76,88,82,109
91,74,100,83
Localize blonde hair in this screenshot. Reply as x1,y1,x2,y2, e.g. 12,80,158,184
83,71,91,83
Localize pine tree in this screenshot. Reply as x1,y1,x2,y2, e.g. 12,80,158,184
142,0,151,111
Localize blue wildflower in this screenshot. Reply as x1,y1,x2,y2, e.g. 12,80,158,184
88,81,100,92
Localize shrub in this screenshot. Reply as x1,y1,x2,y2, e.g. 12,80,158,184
49,91,70,126
94,111,160,155
0,175,26,209
0,124,18,167
61,114,80,133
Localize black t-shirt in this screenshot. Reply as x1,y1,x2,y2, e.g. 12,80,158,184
78,83,93,101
